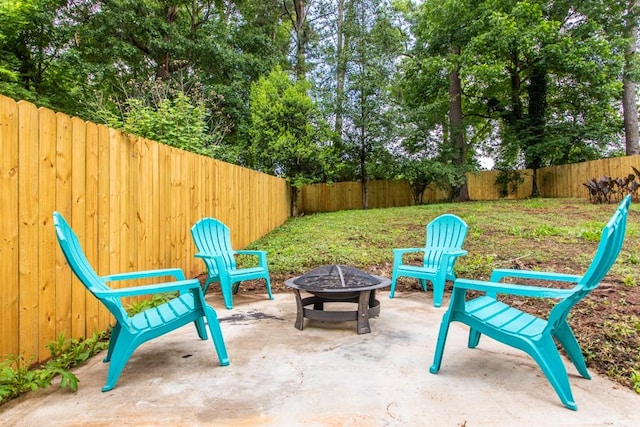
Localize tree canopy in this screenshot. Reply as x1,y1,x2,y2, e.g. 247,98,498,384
1,0,637,205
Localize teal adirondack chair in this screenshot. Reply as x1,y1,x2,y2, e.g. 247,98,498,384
191,218,273,309
429,195,632,410
53,212,229,392
389,214,468,307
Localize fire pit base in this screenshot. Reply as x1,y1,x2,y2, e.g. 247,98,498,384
284,266,390,335
291,289,382,334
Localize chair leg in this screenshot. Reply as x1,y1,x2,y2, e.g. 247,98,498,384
528,337,578,411
419,279,427,292
102,335,138,392
429,309,454,374
103,322,122,363
432,276,445,308
203,277,215,294
204,305,230,366
265,275,274,300
389,273,398,298
193,318,208,340
220,280,234,309
467,328,481,348
554,322,590,379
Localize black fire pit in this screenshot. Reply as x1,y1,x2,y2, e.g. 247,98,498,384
284,265,390,334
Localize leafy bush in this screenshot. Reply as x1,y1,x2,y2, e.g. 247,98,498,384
0,332,108,405
396,159,459,204
583,167,640,204
494,168,525,198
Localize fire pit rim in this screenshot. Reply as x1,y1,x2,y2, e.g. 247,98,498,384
284,264,390,293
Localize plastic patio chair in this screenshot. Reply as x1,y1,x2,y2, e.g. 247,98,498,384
53,211,229,391
191,217,273,309
389,214,468,307
429,195,632,410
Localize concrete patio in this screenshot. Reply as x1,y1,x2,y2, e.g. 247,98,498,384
1,290,638,426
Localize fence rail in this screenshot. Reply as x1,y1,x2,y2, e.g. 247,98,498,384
0,95,290,364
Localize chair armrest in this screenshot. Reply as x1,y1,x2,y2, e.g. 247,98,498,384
453,278,576,299
441,249,468,257
393,248,424,256
195,253,229,281
490,268,582,283
235,250,268,265
235,250,266,256
104,268,186,282
94,279,202,298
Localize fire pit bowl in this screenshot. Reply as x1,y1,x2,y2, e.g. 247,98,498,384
284,265,390,334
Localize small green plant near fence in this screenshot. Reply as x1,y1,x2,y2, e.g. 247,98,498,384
125,293,176,316
494,168,525,197
0,294,168,406
0,332,109,405
583,167,640,204
623,275,636,287
579,229,602,242
527,224,563,239
631,369,640,393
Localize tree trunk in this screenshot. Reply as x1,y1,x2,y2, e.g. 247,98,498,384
335,0,346,138
291,185,299,217
525,62,547,197
448,56,469,201
292,0,307,80
360,112,369,210
156,4,179,79
623,0,639,156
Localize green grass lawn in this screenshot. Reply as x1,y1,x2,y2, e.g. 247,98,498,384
244,197,640,392
252,197,640,284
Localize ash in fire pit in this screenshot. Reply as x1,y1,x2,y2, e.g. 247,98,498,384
284,265,390,334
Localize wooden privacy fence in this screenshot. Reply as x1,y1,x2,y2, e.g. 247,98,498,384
537,156,640,198
297,180,449,214
297,155,640,213
2,90,640,364
0,95,290,364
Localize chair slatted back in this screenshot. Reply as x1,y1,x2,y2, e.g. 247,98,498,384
424,214,468,267
548,195,631,331
191,218,237,275
53,212,128,323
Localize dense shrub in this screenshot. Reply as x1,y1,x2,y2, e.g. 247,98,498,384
583,167,640,204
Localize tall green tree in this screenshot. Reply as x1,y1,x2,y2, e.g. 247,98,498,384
283,0,311,80
247,67,333,215
340,0,404,208
400,0,482,200
476,1,624,194
622,0,640,156
404,0,626,196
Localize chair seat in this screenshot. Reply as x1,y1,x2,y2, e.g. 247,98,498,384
465,296,546,339
130,293,197,331
229,267,267,277
396,265,438,275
